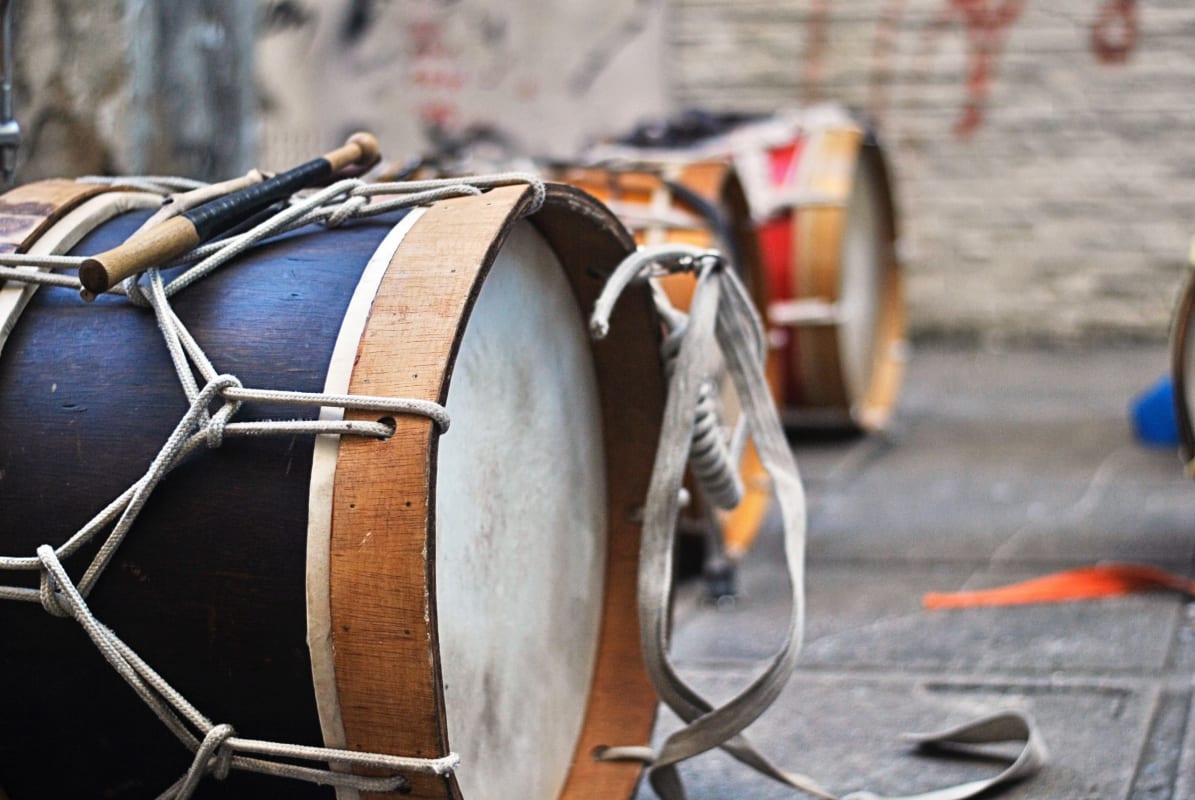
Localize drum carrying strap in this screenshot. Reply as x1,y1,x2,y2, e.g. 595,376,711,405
590,245,1047,800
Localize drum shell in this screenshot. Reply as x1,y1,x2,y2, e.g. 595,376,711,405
552,162,767,316
0,182,665,799
757,125,906,431
590,106,908,432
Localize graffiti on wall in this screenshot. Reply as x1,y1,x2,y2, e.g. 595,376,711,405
256,0,667,166
1090,0,1138,64
862,0,1140,139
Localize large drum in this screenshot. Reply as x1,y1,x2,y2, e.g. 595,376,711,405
550,162,771,558
0,179,664,798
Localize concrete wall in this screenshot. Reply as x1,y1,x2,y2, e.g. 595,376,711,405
671,0,1193,342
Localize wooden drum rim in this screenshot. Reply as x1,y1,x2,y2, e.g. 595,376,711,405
1170,268,1195,473
850,141,906,432
326,183,664,799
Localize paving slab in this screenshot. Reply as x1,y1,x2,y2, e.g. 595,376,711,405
672,560,1185,674
796,344,1195,567
634,668,1158,800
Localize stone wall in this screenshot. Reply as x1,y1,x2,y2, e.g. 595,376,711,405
671,0,1193,342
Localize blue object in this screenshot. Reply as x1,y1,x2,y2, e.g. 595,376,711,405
1131,375,1179,447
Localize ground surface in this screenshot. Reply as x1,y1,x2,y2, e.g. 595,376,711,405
641,343,1195,800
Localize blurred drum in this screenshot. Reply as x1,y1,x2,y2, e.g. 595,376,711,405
733,109,906,431
597,105,908,431
0,180,663,799
552,161,772,558
1170,266,1195,474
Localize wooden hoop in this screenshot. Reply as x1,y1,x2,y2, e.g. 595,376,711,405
1170,266,1195,475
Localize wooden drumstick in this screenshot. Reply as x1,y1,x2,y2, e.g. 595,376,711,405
78,132,380,297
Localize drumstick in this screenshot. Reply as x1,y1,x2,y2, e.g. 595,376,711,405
78,132,380,297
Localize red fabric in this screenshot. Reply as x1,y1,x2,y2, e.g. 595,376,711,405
767,142,802,187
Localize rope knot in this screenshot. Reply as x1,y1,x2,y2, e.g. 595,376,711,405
202,375,244,449
325,194,368,228
202,724,238,781
122,276,153,308
36,568,71,618
204,403,237,449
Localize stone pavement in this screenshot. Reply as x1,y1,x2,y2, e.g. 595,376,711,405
645,344,1195,800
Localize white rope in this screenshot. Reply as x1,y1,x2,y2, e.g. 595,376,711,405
591,246,1047,800
37,545,458,800
77,175,206,193
0,169,553,796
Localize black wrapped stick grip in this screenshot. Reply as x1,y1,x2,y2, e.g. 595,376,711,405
78,132,380,297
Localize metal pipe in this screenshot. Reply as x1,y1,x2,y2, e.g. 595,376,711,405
0,0,20,186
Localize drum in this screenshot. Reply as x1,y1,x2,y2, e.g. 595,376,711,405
594,105,907,431
1170,266,1195,474
735,109,906,431
551,162,772,558
0,179,664,799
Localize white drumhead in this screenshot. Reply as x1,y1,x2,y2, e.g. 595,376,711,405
435,221,607,800
838,161,884,405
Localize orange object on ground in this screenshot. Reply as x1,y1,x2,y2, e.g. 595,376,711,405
923,563,1195,609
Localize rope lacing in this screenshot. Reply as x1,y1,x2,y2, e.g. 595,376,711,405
0,168,547,796
0,171,547,307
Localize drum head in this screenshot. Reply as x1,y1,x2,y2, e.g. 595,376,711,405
838,157,884,407
436,221,607,799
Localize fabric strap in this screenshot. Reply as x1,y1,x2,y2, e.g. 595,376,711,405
591,246,1047,800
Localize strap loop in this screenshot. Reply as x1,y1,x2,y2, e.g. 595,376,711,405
592,245,1047,800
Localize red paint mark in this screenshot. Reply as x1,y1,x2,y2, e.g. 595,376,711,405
417,101,459,128
407,20,451,58
802,0,832,104
949,0,1027,138
516,76,539,101
1091,0,1138,64
869,0,907,124
412,69,465,90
